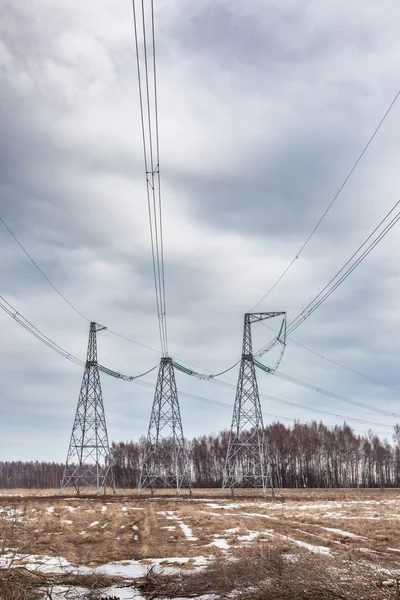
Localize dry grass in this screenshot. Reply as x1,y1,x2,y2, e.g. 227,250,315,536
2,487,400,595
139,545,400,599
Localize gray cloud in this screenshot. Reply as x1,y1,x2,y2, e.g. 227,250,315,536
1,0,400,462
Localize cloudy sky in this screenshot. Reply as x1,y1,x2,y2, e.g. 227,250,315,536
1,0,400,462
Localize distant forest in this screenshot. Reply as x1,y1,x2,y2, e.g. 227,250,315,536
2,421,400,489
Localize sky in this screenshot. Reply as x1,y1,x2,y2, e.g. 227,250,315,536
1,0,400,462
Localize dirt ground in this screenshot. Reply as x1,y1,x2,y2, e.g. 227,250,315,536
1,487,400,571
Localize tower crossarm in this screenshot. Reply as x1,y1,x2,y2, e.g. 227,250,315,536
247,312,286,324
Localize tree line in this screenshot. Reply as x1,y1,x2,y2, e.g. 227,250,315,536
1,421,399,489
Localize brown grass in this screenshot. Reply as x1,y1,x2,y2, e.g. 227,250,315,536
1,488,400,571
139,545,400,599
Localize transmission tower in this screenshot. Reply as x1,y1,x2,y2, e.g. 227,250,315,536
222,312,285,497
138,356,191,495
60,322,115,496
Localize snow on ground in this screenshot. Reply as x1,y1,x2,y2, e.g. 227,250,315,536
179,522,198,541
42,586,142,600
224,527,240,534
88,521,99,527
6,550,210,579
209,538,230,549
237,531,261,541
322,527,364,539
158,510,198,541
277,534,332,554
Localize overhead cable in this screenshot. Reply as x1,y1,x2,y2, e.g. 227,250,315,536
0,215,160,352
0,297,158,381
128,373,395,432
206,374,394,430
1,296,395,431
0,217,90,322
256,198,400,357
251,88,400,310
131,0,168,355
253,358,400,419
262,321,400,396
173,314,287,381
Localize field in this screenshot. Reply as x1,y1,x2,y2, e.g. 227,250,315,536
1,488,400,598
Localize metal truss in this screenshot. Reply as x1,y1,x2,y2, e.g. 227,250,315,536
60,322,115,496
138,356,191,495
222,312,285,496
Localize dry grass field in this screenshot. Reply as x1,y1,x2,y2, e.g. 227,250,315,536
1,488,400,598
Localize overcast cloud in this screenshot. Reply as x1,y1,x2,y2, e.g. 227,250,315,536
1,0,400,462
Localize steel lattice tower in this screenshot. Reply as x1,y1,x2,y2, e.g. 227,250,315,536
60,322,115,496
138,356,191,495
222,312,285,496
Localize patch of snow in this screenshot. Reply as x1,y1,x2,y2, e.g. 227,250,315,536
322,527,364,539
63,520,73,526
46,507,55,514
179,522,198,541
132,525,139,531
45,586,137,600
238,531,261,542
101,586,142,600
209,538,230,549
101,523,109,529
63,506,76,513
158,511,198,541
224,527,240,534
88,521,99,528
160,526,176,531
101,506,107,513
278,534,331,554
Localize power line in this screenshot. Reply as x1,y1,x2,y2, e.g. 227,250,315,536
286,201,400,335
131,0,168,355
173,342,400,420
106,328,160,354
0,297,158,380
251,89,400,310
256,198,400,357
1,296,395,433
0,217,90,322
130,375,393,435
0,214,163,355
267,366,400,420
0,297,85,368
262,321,400,396
1,4,170,358
206,375,395,430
